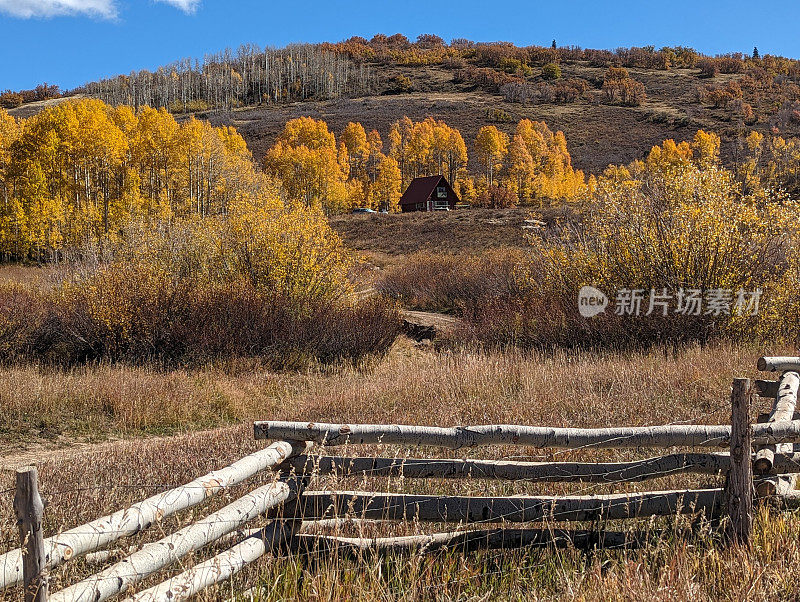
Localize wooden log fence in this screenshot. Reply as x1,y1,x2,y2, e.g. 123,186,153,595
2,355,798,601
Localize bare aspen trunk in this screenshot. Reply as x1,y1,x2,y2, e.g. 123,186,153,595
0,440,305,589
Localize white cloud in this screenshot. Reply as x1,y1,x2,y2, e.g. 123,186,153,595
154,0,199,14
0,0,117,18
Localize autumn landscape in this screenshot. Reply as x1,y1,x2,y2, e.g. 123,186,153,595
3,8,800,600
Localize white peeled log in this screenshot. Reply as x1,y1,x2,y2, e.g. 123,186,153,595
297,527,640,555
0,439,304,590
758,357,800,372
126,522,297,602
255,421,800,449
755,372,800,474
84,529,263,566
291,488,724,523
49,481,293,602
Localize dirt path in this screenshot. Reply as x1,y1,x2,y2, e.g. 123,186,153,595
0,434,179,472
402,310,460,330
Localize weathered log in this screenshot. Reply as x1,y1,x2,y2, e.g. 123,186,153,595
757,357,800,372
281,453,731,482
755,474,797,498
755,372,799,474
49,481,293,602
255,420,800,449
84,528,263,566
290,488,723,523
778,489,800,508
0,440,305,589
14,467,48,602
125,522,297,602
726,378,753,545
297,527,643,555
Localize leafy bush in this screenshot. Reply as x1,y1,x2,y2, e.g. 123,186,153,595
0,206,402,368
486,108,513,123
388,75,413,93
542,63,561,80
378,249,527,312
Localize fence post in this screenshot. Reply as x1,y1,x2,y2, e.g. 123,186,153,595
14,466,48,602
726,378,753,545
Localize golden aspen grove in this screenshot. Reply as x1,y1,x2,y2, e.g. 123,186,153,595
0,100,588,260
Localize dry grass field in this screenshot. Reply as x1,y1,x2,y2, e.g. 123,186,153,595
1,339,798,600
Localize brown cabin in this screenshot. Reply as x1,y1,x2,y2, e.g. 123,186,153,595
399,175,460,212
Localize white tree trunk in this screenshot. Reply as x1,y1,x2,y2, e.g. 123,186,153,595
126,522,296,602
256,421,800,449
291,489,724,523
50,482,293,602
755,372,799,473
0,440,304,589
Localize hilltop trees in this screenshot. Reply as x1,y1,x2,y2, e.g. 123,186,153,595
79,45,376,112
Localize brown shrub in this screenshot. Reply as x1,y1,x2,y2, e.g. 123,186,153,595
0,268,402,369
378,249,526,312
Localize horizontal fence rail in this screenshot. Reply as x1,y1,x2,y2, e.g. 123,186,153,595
256,420,800,449
289,488,725,523
49,482,294,602
281,452,800,482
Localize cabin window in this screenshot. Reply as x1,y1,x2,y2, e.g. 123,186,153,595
436,186,447,199
433,199,450,209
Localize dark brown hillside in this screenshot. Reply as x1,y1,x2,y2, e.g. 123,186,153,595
208,63,779,174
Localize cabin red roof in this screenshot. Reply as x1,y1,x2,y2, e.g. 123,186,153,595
399,175,448,206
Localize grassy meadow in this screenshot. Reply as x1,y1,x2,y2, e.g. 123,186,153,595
0,337,798,600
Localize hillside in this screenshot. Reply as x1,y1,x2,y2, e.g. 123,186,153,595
8,43,800,176
209,63,729,174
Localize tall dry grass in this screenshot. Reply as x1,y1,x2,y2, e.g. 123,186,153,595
0,338,780,446
0,341,796,600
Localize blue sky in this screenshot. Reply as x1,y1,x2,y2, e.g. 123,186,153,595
0,0,797,91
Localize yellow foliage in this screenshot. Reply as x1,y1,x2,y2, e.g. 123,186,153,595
0,99,267,259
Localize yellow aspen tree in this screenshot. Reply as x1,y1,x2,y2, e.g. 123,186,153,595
371,154,402,212
504,134,536,203
691,129,721,168
340,122,369,180
475,125,508,185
